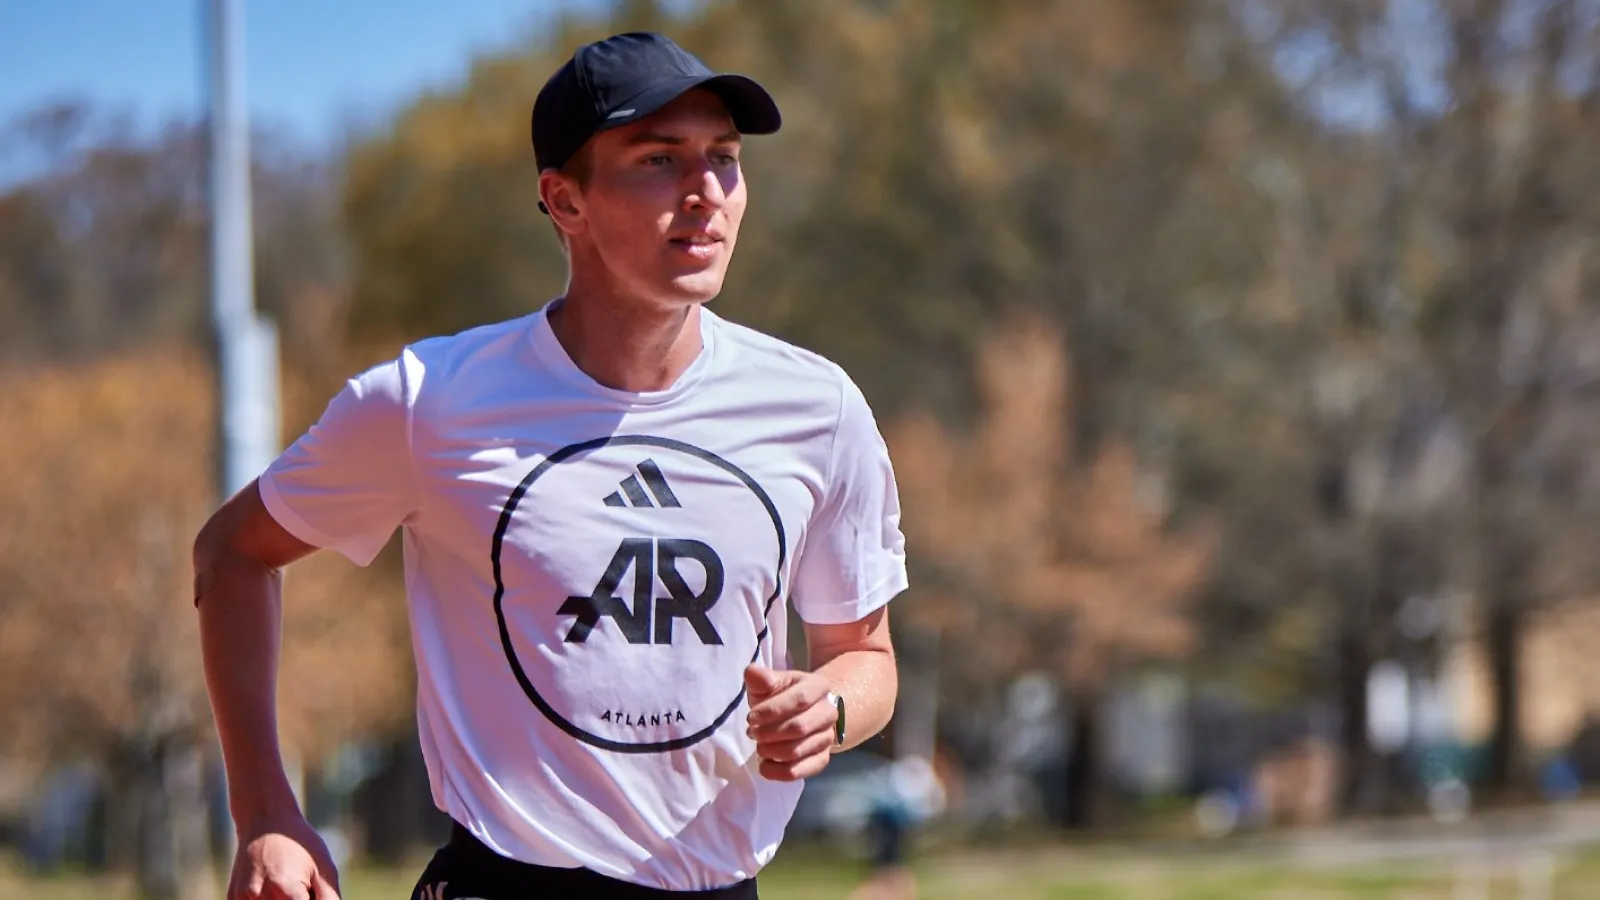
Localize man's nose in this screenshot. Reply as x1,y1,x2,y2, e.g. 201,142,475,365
684,163,726,211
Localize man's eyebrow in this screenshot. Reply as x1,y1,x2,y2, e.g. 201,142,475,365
624,131,684,147
622,130,743,147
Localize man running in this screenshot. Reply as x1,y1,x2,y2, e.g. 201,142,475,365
193,31,908,900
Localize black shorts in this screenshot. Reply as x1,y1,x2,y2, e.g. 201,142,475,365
408,822,760,899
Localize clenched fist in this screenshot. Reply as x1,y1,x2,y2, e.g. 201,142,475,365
744,664,839,782
229,814,341,900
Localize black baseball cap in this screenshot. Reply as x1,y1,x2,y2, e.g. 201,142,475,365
532,31,781,179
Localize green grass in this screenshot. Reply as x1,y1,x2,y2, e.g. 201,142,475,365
9,844,1600,899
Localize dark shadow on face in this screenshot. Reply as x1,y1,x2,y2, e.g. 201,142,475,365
566,90,749,309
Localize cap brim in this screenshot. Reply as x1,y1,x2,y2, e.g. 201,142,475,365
597,73,782,136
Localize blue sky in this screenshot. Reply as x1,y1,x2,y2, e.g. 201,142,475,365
0,1,619,155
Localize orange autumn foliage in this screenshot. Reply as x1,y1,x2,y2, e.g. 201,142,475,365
0,348,412,765
888,318,1214,690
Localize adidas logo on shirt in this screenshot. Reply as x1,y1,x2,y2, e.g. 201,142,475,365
602,459,681,508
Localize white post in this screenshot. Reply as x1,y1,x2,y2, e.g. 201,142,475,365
203,0,280,869
1518,851,1554,900
1454,855,1489,900
206,0,279,499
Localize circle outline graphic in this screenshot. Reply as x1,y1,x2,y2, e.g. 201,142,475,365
491,435,787,753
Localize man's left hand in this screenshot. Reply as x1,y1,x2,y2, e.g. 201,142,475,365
744,664,838,782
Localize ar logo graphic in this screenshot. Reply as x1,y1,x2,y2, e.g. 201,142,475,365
562,459,724,645
560,534,725,645
491,435,790,754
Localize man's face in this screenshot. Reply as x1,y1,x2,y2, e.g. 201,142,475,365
551,89,747,307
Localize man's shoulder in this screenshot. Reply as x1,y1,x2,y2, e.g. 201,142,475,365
336,314,540,417
709,311,856,397
403,314,535,370
380,313,540,397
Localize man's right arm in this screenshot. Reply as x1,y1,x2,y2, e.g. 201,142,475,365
195,355,418,899
194,479,319,831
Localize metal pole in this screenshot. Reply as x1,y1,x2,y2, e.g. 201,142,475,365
206,0,279,501
204,0,281,863
1454,855,1489,900
1519,851,1554,900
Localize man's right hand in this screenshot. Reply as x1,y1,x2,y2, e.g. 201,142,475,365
229,816,341,900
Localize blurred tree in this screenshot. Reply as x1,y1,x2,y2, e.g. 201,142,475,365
0,100,350,374
339,0,1289,414
1269,0,1600,800
0,188,75,362
0,350,411,899
1215,29,1461,810
888,318,1214,828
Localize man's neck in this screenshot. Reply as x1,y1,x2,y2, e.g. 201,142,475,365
546,284,705,393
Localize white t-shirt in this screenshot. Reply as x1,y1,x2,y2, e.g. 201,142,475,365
258,301,909,890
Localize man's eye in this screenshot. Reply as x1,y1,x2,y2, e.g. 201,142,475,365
715,153,739,166
644,154,672,166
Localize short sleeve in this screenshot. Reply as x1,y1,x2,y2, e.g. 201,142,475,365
791,374,910,625
257,353,420,567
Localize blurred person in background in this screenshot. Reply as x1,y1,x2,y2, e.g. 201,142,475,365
192,31,908,900
848,756,942,900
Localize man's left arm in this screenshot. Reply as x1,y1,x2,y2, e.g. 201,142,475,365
745,609,898,780
746,373,907,782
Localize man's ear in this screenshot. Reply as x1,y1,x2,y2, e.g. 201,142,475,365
539,169,585,240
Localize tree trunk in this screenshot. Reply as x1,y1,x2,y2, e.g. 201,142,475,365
1062,689,1102,830
1480,508,1530,798
1336,625,1378,815
108,732,216,900
1485,599,1523,795
353,735,450,864
890,629,941,762
1320,458,1389,816
353,740,411,866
